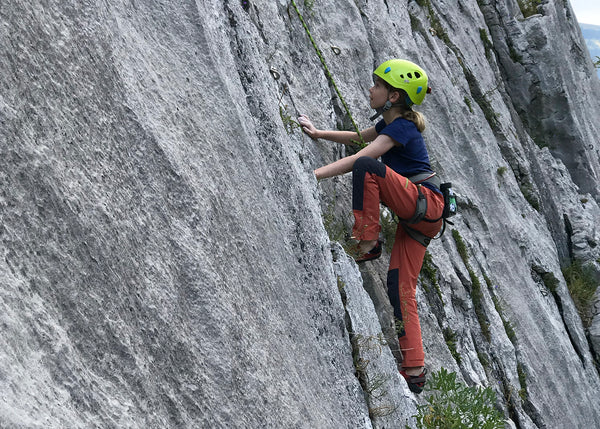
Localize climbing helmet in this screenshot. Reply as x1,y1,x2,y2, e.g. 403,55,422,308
373,59,430,105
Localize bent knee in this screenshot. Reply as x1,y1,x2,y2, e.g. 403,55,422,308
353,156,386,178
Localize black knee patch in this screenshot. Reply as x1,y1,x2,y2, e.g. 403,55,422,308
352,157,386,211
386,268,406,337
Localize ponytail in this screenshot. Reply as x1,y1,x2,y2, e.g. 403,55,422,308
394,86,426,132
401,109,426,132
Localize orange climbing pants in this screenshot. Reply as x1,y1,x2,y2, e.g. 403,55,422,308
352,157,444,368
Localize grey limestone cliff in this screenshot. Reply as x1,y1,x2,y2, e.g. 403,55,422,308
1,0,600,428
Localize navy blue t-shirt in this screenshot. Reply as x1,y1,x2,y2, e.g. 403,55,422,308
375,117,432,177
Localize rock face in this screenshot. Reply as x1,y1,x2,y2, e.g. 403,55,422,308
1,0,600,428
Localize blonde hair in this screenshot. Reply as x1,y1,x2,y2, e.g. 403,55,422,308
401,109,426,133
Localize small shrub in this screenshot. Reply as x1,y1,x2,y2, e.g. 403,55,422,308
452,230,491,341
519,182,540,211
479,28,493,59
279,105,300,134
412,368,506,429
490,294,516,344
477,351,491,372
476,95,500,131
321,189,347,243
409,13,421,33
562,260,598,327
443,327,462,364
395,317,406,337
517,363,528,401
470,267,491,342
370,404,398,418
277,85,301,134
502,319,517,344
303,0,315,11
452,229,468,264
517,0,541,18
366,372,390,401
380,208,397,254
541,272,559,294
464,97,474,113
421,251,444,304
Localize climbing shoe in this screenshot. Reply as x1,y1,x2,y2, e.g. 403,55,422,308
400,368,427,394
354,240,382,263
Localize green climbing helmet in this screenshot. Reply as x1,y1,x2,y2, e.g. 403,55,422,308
373,59,430,105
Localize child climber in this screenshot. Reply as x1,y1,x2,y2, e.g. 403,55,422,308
299,59,444,393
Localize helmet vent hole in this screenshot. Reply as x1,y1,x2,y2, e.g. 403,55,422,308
399,74,404,79
407,72,413,79
415,71,421,78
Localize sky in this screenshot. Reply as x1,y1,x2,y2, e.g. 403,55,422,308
570,0,600,26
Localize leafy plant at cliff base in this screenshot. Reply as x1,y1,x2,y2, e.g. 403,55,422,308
411,368,506,429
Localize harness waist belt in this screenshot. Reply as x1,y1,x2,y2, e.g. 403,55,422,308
408,172,441,189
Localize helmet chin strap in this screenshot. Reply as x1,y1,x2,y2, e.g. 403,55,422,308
370,100,404,121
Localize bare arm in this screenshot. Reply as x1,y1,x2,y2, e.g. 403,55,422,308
298,115,378,146
314,134,395,180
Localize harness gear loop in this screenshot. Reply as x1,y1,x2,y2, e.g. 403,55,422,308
405,185,427,224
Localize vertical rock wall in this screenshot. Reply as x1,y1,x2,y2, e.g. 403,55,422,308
1,0,600,428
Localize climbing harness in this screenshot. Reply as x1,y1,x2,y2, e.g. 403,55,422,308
396,173,457,247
